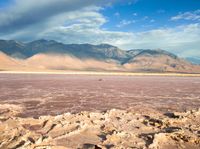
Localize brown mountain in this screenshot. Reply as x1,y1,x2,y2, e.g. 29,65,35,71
123,49,200,73
25,53,121,71
0,51,199,73
0,51,24,71
0,39,199,73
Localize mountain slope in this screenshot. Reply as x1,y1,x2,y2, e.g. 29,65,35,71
0,39,129,62
0,40,26,58
0,39,199,73
25,53,121,71
0,51,22,70
123,53,200,73
186,57,200,65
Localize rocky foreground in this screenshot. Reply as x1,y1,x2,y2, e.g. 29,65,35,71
0,105,199,149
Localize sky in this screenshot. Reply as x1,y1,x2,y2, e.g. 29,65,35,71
0,0,200,57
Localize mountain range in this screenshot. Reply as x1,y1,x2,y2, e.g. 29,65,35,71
0,39,200,73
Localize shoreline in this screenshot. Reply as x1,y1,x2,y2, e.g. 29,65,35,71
1,70,200,77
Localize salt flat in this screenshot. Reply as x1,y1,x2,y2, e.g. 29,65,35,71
0,73,200,117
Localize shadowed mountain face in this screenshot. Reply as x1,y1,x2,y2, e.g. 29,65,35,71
186,57,200,65
1,39,177,63
0,39,129,62
0,39,200,73
0,40,26,58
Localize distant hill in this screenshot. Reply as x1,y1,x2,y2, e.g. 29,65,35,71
186,57,200,65
123,50,199,73
0,39,200,73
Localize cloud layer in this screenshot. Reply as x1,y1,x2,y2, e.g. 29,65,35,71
171,9,200,21
0,0,200,57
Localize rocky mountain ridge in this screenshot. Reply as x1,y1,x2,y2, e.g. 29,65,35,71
0,39,200,73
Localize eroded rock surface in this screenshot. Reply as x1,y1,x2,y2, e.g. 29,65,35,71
0,105,199,149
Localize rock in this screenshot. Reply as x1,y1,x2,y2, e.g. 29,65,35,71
0,105,199,149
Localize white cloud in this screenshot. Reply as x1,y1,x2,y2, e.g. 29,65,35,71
0,0,200,57
121,23,200,57
114,12,120,17
116,19,136,27
42,22,200,57
127,0,138,5
150,19,155,23
171,9,200,21
132,13,137,16
0,0,112,34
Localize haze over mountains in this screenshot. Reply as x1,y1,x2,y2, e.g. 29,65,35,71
0,39,200,73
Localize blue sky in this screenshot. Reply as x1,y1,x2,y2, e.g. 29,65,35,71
0,0,200,57
102,0,200,32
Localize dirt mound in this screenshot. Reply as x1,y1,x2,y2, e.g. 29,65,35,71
0,104,199,149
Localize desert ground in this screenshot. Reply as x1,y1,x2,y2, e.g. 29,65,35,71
0,73,200,148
